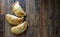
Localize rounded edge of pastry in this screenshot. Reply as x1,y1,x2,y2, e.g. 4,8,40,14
11,21,28,34
6,14,24,25
12,1,26,17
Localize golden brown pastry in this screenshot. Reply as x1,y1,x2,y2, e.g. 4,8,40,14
6,14,24,25
12,1,26,17
11,21,28,34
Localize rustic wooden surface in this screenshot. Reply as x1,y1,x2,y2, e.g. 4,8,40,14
55,0,60,37
0,0,5,37
47,0,57,37
1,0,60,37
40,0,48,37
0,14,5,37
47,0,60,37
26,0,41,37
5,0,41,37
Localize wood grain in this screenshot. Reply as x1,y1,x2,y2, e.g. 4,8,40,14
55,0,60,37
1,0,5,14
40,0,48,37
47,0,60,37
26,0,40,37
0,0,5,37
0,14,5,37
2,0,60,37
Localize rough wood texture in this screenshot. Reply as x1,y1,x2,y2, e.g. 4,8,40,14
40,0,48,37
0,0,5,37
1,0,5,14
47,0,56,37
47,0,58,37
1,0,59,37
0,14,5,37
55,0,60,37
47,0,60,37
26,0,40,37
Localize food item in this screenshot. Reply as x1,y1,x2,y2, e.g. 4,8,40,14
12,1,26,17
11,21,28,34
6,14,24,25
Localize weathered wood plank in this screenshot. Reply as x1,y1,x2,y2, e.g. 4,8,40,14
0,14,5,37
40,0,48,37
0,0,5,37
1,0,5,14
26,0,40,37
55,0,60,37
47,0,56,37
5,0,14,37
47,0,59,37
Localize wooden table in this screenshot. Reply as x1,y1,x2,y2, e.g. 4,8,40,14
1,0,60,37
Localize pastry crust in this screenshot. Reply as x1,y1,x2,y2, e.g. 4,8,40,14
11,21,28,34
6,14,24,25
12,1,26,17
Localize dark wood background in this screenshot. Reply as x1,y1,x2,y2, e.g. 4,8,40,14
0,0,60,37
